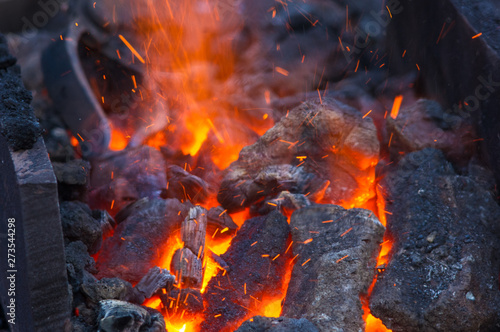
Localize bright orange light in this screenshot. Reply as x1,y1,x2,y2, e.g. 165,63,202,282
109,127,129,151
157,232,184,274
201,255,221,294
365,313,392,332
70,136,79,147
145,131,168,150
263,298,282,317
180,112,211,156
211,143,244,170
144,296,162,310
361,189,393,332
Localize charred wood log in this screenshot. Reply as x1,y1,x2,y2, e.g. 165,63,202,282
282,205,384,331
170,206,207,289
201,211,291,332
170,248,203,289
217,99,379,213
370,149,500,332
181,206,207,256
134,266,175,300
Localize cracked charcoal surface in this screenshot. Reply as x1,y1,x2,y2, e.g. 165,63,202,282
97,198,192,283
218,98,379,213
282,204,385,332
202,211,291,332
370,148,500,332
0,34,41,150
61,201,103,255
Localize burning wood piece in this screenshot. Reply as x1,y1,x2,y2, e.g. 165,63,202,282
134,267,176,300
386,99,475,166
89,146,167,215
202,211,291,332
217,99,379,213
170,206,208,289
164,165,210,203
160,288,204,319
370,149,500,331
170,248,203,289
60,201,103,255
97,198,192,283
282,205,385,331
236,316,318,332
97,300,165,332
207,206,238,240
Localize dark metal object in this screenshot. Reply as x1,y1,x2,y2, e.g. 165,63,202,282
41,0,150,158
0,135,71,332
386,0,500,189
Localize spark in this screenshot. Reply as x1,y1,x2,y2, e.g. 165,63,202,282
118,34,146,64
275,67,289,76
390,95,403,119
472,32,482,39
336,255,349,263
340,228,353,237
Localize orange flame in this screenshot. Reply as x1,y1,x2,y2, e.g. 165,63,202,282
361,187,392,332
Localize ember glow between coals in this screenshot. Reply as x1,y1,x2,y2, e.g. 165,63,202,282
95,1,393,331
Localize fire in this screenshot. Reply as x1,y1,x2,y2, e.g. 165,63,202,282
361,186,393,332
98,0,392,330
109,126,129,151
